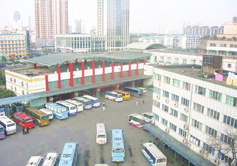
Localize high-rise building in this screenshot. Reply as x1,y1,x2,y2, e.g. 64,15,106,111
14,11,20,22
74,20,82,33
35,0,68,40
97,0,130,51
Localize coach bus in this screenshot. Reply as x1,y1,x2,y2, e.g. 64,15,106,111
83,95,101,108
111,129,125,162
13,112,34,129
113,90,130,100
45,102,68,120
56,101,77,116
124,87,143,97
26,156,44,166
137,87,147,93
65,99,83,112
74,97,93,110
58,143,78,166
105,91,123,102
96,123,107,144
25,107,49,127
142,142,167,166
40,108,53,120
128,113,151,129
0,116,16,135
0,124,5,139
42,152,59,166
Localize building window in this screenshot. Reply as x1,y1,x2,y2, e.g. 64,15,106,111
182,59,187,64
10,77,12,82
164,76,170,84
218,152,232,164
179,128,187,138
209,90,222,101
190,60,196,64
195,86,206,96
180,113,188,122
193,102,204,113
22,90,24,95
210,43,216,47
173,79,180,87
169,123,177,132
170,108,178,117
223,115,237,128
171,94,179,102
192,119,202,130
11,85,13,90
162,90,169,98
183,82,190,91
226,95,237,107
190,135,200,146
181,98,189,107
160,56,164,61
220,44,226,47
161,118,168,126
14,78,16,83
14,87,17,92
153,113,159,121
207,108,220,120
155,74,160,81
174,58,179,63
227,64,231,68
203,143,215,155
205,126,217,137
220,133,235,146
21,81,24,87
230,44,237,48
154,87,161,94
162,104,169,112
153,100,160,108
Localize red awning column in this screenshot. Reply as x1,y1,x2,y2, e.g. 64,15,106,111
136,60,139,76
34,64,37,69
92,88,96,96
143,59,146,74
82,90,85,96
69,63,74,87
70,92,74,99
120,62,123,78
57,65,61,89
135,80,138,86
59,94,62,101
81,61,85,85
102,60,105,81
92,60,95,83
128,61,131,77
111,62,114,80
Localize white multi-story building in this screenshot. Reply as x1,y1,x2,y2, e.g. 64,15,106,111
148,64,237,166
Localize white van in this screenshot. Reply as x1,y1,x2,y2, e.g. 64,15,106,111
138,87,147,93
40,108,53,120
96,123,107,144
42,152,59,166
26,156,44,166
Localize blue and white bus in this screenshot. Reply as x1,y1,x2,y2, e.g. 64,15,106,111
56,101,77,116
105,91,123,102
74,97,93,110
0,107,5,116
65,99,83,113
83,95,101,108
124,87,143,97
58,143,78,166
45,102,68,120
142,142,167,166
0,116,16,135
111,129,125,163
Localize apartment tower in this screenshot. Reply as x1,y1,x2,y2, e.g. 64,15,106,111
35,0,68,40
97,0,130,51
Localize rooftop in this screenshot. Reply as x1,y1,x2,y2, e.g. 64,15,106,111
0,33,24,36
150,64,237,90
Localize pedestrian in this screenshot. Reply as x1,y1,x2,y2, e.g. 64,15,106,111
182,162,185,166
27,128,29,134
102,101,105,106
22,127,25,135
143,100,145,104
102,106,105,112
136,101,138,106
24,128,27,135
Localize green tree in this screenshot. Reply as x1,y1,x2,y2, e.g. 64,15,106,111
213,35,217,39
1,56,7,63
0,88,16,99
222,36,226,40
0,71,5,86
233,37,237,41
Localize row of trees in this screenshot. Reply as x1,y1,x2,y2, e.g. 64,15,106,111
0,71,16,99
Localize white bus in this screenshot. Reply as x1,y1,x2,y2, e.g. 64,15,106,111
74,97,93,110
138,87,147,93
65,99,84,112
0,116,16,135
56,101,77,116
142,142,167,166
142,112,155,124
96,123,107,144
40,108,53,120
26,156,44,166
83,95,101,108
128,113,151,129
105,91,123,102
42,152,59,166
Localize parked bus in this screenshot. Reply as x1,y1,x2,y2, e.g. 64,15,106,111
74,97,93,110
0,116,16,135
128,113,151,128
142,142,167,166
13,112,34,129
58,143,78,166
105,91,123,102
0,124,5,139
45,102,68,120
0,107,5,116
56,101,77,116
96,123,107,144
25,107,49,127
40,108,53,120
142,112,154,119
65,99,83,112
111,129,125,162
83,95,101,108
26,156,44,166
113,90,130,100
42,152,59,166
124,87,143,97
138,87,147,93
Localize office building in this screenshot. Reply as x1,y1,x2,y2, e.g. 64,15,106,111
97,0,130,51
74,20,82,33
14,11,20,22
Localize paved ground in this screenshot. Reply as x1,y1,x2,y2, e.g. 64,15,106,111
0,91,166,166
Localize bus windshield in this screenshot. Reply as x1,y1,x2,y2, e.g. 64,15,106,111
42,116,48,120
113,148,124,153
26,119,33,123
0,128,3,131
61,109,67,112
7,123,15,127
118,94,123,98
70,106,76,110
98,135,106,138
95,99,100,103
157,158,166,163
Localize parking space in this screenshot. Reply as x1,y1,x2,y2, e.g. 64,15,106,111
0,91,157,166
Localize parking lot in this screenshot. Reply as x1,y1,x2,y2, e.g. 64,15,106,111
0,91,158,166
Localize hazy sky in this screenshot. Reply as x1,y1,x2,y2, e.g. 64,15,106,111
0,0,237,33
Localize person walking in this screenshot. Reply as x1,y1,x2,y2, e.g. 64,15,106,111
27,128,29,134
102,101,105,106
102,106,105,112
24,128,27,135
22,127,25,135
143,100,145,104
136,101,138,106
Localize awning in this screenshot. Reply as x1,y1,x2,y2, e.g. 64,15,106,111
143,124,214,166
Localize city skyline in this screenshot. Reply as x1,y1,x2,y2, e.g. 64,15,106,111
0,0,237,33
